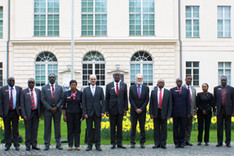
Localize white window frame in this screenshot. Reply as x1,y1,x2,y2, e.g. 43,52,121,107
81,0,107,36
34,0,59,36
0,62,2,86
185,61,199,86
0,6,3,39
185,6,200,38
218,62,231,85
129,0,155,36
217,6,231,38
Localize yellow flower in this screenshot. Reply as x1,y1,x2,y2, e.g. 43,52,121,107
211,116,217,124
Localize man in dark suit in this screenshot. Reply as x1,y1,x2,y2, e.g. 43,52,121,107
183,75,196,146
105,72,128,149
170,78,190,148
83,75,105,151
21,78,42,151
0,77,22,151
150,79,172,149
214,76,234,147
41,73,64,150
129,74,149,148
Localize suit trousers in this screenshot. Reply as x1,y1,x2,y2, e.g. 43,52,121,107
25,110,39,147
109,113,123,145
66,112,82,147
217,106,231,145
173,117,186,146
44,110,61,147
3,110,19,148
185,116,193,142
130,112,146,144
153,109,167,147
86,114,101,146
197,111,211,143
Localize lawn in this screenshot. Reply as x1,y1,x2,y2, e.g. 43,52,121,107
10,116,234,145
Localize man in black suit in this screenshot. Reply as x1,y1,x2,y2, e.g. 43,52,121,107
150,79,172,149
105,72,128,149
0,77,22,151
214,76,234,147
41,73,64,150
170,78,190,148
21,78,42,151
83,75,105,151
129,74,149,148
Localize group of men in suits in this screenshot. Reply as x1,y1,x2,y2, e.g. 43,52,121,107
0,73,233,151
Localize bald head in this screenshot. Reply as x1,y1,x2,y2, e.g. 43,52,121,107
28,78,35,89
90,74,97,86
157,79,165,89
176,78,182,87
136,73,143,85
7,77,15,87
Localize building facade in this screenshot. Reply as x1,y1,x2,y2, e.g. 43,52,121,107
0,0,233,92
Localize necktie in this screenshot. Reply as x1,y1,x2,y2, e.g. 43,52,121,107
137,85,141,98
116,83,119,96
92,86,95,96
178,87,182,95
9,87,13,110
159,89,162,109
71,91,77,100
31,89,36,110
52,84,55,104
188,86,192,104
222,87,226,106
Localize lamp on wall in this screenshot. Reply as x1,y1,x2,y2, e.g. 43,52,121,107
116,64,120,71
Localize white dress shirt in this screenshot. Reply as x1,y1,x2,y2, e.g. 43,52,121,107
90,85,96,96
114,81,120,94
185,84,192,97
8,85,17,109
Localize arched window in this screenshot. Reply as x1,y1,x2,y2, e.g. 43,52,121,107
130,51,153,86
35,52,58,86
83,51,105,86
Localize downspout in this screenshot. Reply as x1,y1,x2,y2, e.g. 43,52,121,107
6,0,10,79
179,0,182,78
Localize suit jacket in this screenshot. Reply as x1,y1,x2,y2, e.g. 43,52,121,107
0,85,22,116
183,84,197,116
41,84,63,112
105,81,128,115
170,86,191,118
214,85,234,116
20,88,43,118
63,89,82,113
149,87,172,119
82,86,105,117
129,84,149,114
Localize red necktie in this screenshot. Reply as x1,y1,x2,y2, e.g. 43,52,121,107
159,89,162,109
31,89,36,110
222,87,226,106
52,84,55,103
116,83,119,96
9,87,13,110
137,85,141,98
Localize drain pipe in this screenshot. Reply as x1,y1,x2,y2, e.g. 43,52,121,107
178,0,182,78
6,0,10,79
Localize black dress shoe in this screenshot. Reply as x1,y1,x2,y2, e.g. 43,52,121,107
226,144,231,148
197,142,201,146
205,142,209,146
161,146,167,149
185,142,193,146
140,144,145,148
216,144,223,147
4,146,10,151
44,146,49,151
180,145,184,148
26,146,30,151
153,145,161,148
131,144,135,148
175,145,180,148
32,146,41,150
110,144,115,149
56,146,63,150
117,145,126,149
15,147,20,151
86,146,92,151
96,146,102,151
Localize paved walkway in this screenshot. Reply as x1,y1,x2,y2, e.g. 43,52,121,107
0,143,233,156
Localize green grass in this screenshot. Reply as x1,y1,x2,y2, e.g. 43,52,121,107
2,117,233,145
